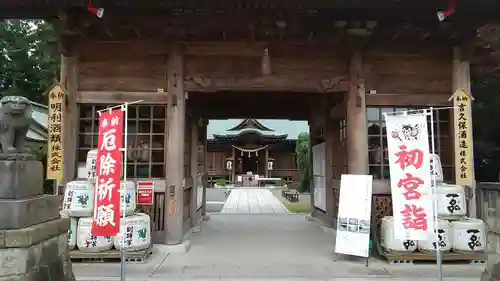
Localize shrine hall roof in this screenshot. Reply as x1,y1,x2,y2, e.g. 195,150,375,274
207,119,308,140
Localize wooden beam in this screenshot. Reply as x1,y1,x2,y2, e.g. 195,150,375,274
75,40,347,59
195,102,309,119
365,93,451,106
186,42,265,56
75,40,171,59
76,91,168,104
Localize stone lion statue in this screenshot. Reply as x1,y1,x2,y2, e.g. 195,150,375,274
0,96,33,154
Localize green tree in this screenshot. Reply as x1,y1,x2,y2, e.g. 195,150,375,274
0,20,59,193
295,132,311,192
0,20,59,104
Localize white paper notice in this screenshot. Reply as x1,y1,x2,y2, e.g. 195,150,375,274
334,174,373,258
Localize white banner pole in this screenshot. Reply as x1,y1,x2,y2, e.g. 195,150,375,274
429,107,443,281
95,100,143,281
120,103,128,281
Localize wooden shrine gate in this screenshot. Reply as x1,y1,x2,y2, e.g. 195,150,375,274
0,0,494,246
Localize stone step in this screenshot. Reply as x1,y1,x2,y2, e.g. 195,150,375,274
0,217,70,248
0,227,73,279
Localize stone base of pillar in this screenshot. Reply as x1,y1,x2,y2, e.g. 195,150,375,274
0,159,75,281
155,240,192,254
481,259,500,281
0,219,75,281
481,229,500,281
305,215,318,222
192,225,201,233
0,195,61,229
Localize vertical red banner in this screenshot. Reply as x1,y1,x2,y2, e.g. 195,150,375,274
91,108,124,236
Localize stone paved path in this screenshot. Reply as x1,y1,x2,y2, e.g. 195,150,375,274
73,214,485,280
221,189,289,213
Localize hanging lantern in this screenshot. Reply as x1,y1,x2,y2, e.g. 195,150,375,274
225,159,233,171
138,140,150,162
267,160,274,171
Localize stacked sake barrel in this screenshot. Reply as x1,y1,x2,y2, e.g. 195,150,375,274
381,154,486,256
420,154,486,254
62,149,152,254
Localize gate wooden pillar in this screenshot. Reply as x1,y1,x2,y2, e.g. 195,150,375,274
308,100,320,210
200,119,209,217
452,46,476,218
264,149,269,178
346,46,369,175
165,42,186,245
59,41,79,193
309,97,335,223
323,100,335,218
189,116,200,227
231,146,236,183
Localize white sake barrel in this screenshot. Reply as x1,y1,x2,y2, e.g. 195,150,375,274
63,181,94,217
451,218,486,252
113,214,151,252
430,154,444,182
60,211,78,250
120,181,136,216
380,216,417,252
68,218,78,250
436,184,467,219
86,149,124,181
76,217,114,252
85,149,98,181
418,219,452,252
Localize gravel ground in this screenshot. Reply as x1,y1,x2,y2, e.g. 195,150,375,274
205,188,231,213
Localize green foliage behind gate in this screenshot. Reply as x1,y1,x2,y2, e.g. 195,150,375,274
295,132,310,192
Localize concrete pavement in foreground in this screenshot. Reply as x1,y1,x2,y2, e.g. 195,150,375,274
73,214,484,281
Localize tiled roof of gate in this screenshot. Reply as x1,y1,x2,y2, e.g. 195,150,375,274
207,119,308,140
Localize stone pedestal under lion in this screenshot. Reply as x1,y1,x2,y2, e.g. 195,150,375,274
0,96,76,281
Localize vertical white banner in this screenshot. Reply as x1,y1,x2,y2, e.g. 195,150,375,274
385,113,435,241
335,174,373,257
